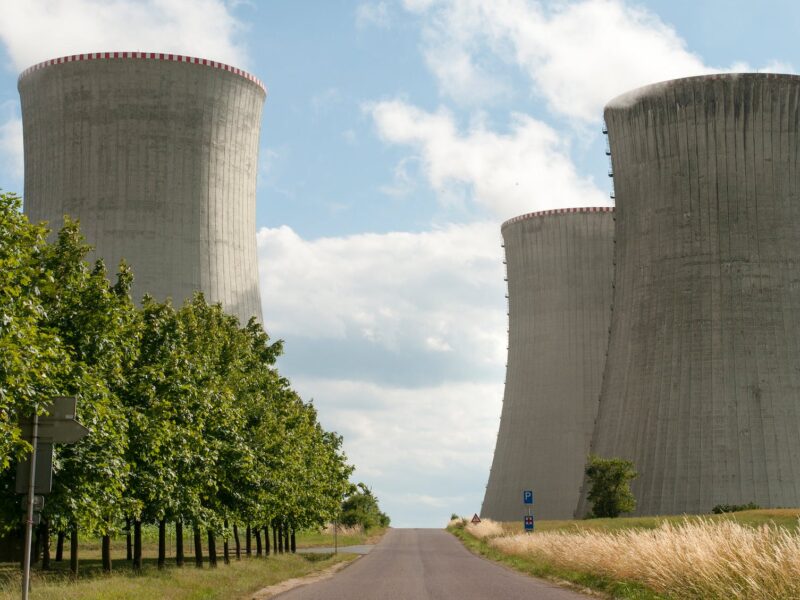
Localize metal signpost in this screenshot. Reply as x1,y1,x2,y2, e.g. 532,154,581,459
17,397,89,600
523,490,534,532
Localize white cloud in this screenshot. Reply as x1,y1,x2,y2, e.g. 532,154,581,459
356,1,391,29
292,376,503,527
0,0,247,71
405,0,795,123
0,101,23,187
258,222,506,369
257,223,509,525
368,99,609,219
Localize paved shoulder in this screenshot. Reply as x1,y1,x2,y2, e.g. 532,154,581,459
275,528,589,600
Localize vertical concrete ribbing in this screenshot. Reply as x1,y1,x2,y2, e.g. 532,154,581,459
580,74,800,517
18,55,265,324
482,209,614,521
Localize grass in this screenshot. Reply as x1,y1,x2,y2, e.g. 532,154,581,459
295,524,386,549
449,510,800,600
0,527,358,600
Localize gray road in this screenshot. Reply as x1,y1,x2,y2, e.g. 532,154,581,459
276,529,588,600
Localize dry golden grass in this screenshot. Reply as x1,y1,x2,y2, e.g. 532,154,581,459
490,518,800,599
464,519,504,540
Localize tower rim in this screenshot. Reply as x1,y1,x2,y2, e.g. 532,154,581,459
502,206,614,231
605,72,798,113
17,51,267,95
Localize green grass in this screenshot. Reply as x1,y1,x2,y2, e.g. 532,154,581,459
294,527,386,549
496,508,800,535
449,525,663,600
0,530,356,600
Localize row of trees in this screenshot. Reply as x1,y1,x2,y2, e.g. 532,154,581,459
0,191,355,572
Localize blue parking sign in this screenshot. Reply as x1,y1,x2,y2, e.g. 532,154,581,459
523,490,533,504
524,515,534,531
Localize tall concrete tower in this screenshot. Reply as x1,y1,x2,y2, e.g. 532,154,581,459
18,52,265,323
581,74,800,516
482,208,614,521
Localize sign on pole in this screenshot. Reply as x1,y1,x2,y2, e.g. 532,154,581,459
524,515,534,531
523,490,533,505
471,513,481,524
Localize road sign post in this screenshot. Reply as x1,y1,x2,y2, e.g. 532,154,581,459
18,397,88,600
524,515,534,531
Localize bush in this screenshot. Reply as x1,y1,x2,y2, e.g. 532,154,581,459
585,455,637,518
711,502,760,514
340,483,390,531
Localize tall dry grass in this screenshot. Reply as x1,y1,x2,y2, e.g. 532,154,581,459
465,519,504,540
322,523,363,537
490,518,800,599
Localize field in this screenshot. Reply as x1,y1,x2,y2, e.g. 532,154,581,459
0,525,383,600
450,510,800,600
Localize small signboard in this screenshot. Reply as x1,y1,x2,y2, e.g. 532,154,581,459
523,490,533,504
524,515,534,531
471,513,481,524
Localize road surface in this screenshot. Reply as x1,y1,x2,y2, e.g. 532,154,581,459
275,528,588,599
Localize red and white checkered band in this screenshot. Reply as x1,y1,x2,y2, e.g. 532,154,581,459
18,52,267,95
501,206,614,230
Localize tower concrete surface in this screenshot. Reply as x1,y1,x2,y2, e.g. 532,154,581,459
580,74,800,517
482,207,615,521
18,52,265,323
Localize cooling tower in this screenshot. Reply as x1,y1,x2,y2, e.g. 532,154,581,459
18,52,265,323
580,74,800,517
482,207,614,521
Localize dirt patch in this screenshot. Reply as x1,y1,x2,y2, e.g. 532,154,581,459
247,557,359,599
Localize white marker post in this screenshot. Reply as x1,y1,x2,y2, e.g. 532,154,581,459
21,411,39,600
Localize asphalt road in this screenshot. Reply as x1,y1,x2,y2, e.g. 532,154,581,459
275,528,588,600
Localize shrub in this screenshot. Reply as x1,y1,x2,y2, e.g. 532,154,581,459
711,502,760,514
585,455,637,518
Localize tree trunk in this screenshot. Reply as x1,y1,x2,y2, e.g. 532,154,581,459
207,529,217,568
272,524,278,554
41,520,51,570
278,523,284,553
255,526,262,557
233,524,241,560
102,533,112,573
69,524,78,578
193,527,203,568
223,519,230,565
176,520,184,567
246,525,251,556
126,517,132,561
158,519,166,570
32,524,41,566
284,526,289,554
55,530,64,562
264,525,270,556
291,528,296,553
133,519,142,571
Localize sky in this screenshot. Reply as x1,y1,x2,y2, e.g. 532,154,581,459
0,0,797,528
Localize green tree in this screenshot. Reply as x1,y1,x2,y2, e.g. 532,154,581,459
340,483,390,531
585,455,637,518
0,192,68,473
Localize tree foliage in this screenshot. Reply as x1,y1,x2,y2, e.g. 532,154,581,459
585,455,637,518
0,192,362,554
340,483,390,531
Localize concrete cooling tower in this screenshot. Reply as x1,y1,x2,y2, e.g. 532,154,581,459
580,74,800,517
18,52,265,323
482,207,615,521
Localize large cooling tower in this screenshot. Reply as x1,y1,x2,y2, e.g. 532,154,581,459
18,52,265,323
580,74,800,517
482,207,614,521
